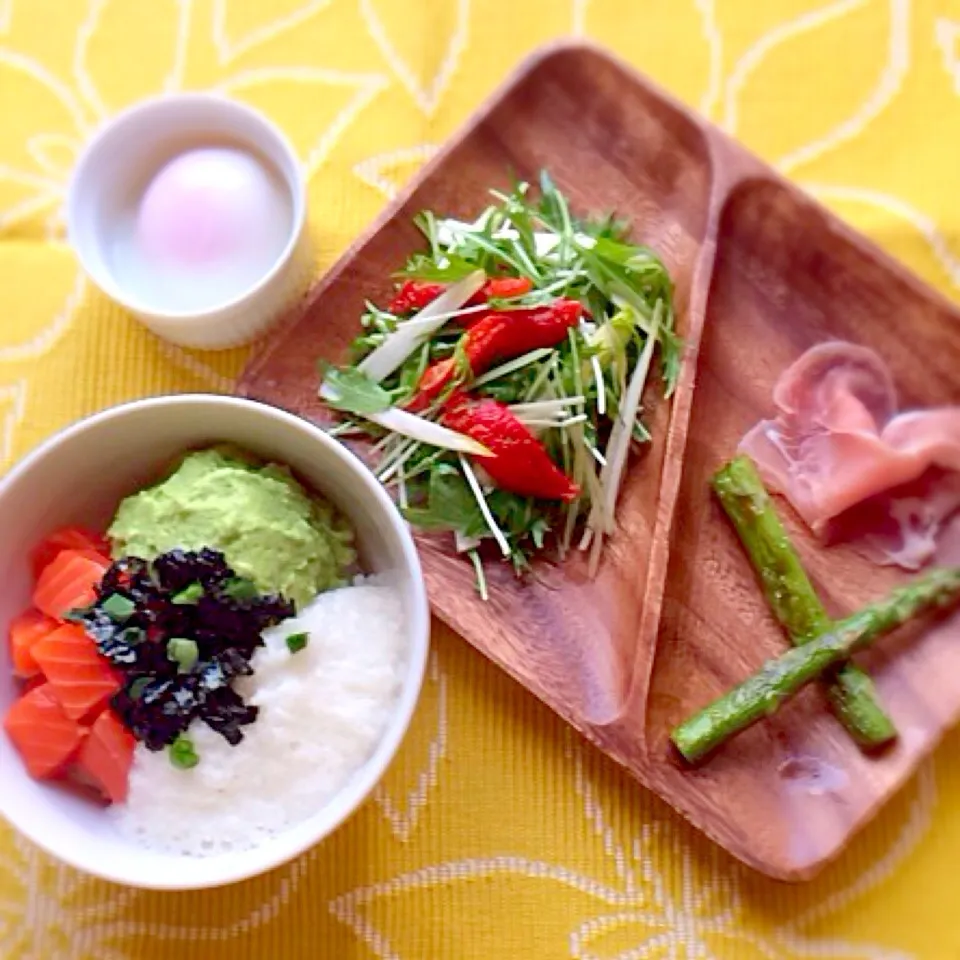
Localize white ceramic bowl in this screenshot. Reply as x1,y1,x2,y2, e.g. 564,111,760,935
66,94,310,351
0,396,429,889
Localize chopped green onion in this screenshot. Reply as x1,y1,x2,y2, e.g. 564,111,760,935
286,631,310,655
169,735,200,770
167,637,199,673
101,593,136,622
172,582,204,605
223,577,259,601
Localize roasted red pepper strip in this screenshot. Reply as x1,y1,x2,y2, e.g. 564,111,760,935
413,357,459,409
466,276,533,306
466,300,582,369
442,398,580,502
410,299,583,410
388,281,445,314
388,276,534,315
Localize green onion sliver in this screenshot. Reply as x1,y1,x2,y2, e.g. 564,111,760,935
101,593,136,622
286,632,310,655
169,735,200,770
167,637,199,673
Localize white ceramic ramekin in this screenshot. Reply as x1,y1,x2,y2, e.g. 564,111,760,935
66,94,310,351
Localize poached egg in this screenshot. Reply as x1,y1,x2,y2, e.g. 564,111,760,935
110,146,293,314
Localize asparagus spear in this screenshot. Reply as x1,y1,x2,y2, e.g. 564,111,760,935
671,567,960,763
712,456,896,748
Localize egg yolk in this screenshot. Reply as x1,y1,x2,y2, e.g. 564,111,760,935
136,147,288,270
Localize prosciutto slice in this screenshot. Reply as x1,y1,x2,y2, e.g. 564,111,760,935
739,341,960,570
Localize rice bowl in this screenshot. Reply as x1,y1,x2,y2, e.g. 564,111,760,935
0,395,429,889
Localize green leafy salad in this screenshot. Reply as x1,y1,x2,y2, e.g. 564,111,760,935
319,172,683,598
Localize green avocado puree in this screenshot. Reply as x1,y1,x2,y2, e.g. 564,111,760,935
108,446,355,609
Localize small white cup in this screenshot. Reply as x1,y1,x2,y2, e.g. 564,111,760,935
66,94,310,351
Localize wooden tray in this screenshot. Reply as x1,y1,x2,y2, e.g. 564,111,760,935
238,41,960,881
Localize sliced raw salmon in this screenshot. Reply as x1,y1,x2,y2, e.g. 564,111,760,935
739,341,960,569
33,549,109,622
31,624,120,721
3,683,87,779
8,609,57,678
31,527,110,582
75,709,135,804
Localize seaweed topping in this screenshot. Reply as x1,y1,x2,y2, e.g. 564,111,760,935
74,549,294,754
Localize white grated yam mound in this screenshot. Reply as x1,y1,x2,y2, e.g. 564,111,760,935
110,580,407,857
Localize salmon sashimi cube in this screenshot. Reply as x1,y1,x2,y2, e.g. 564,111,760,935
8,609,57,678
3,683,87,779
75,710,135,804
31,624,120,721
31,527,110,582
33,549,109,622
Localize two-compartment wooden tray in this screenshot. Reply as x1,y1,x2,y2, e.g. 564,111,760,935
238,41,960,881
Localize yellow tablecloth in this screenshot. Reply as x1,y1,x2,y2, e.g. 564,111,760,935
2,1,959,957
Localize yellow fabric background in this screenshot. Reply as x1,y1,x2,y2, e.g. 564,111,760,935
1,1,959,957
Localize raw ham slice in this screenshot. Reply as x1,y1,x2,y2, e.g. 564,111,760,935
739,341,960,570
830,470,960,570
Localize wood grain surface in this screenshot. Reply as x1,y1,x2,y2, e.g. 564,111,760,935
237,41,960,880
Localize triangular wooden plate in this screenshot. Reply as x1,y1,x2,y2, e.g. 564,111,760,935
238,41,960,880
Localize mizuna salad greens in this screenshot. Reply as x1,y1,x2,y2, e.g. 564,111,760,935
319,173,683,597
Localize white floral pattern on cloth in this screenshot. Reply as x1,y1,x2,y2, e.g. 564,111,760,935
2,1,960,957
0,724,938,958
330,742,932,960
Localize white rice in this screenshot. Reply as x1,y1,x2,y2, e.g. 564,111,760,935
110,579,407,856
